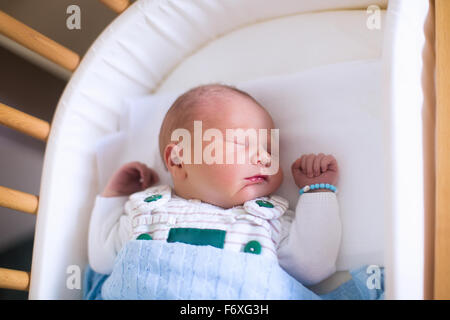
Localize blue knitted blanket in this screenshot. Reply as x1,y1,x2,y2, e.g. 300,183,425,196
83,240,384,300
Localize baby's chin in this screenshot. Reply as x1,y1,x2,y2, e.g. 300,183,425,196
205,184,277,209
234,183,277,205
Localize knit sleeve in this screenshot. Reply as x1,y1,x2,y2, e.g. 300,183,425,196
277,192,341,286
88,195,130,275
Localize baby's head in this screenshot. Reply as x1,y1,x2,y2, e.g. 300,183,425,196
159,84,283,208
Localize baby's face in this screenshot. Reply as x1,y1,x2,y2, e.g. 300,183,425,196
172,95,283,208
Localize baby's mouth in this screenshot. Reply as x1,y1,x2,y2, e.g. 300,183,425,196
245,175,268,184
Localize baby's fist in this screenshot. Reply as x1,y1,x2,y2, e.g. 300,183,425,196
101,161,159,197
291,153,338,190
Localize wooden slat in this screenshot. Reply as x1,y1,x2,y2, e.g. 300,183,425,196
0,102,50,142
0,186,38,215
0,268,30,291
99,0,130,13
435,0,450,300
0,11,80,72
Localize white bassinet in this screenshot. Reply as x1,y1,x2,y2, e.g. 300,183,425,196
2,0,433,299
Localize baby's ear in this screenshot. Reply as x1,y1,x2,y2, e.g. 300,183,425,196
165,144,188,181
164,144,183,171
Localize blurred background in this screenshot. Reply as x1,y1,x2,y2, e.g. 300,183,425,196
0,0,131,299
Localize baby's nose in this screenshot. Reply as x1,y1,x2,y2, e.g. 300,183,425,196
251,147,271,167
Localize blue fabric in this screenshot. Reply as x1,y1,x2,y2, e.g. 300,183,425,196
320,265,384,300
82,263,109,300
83,240,384,300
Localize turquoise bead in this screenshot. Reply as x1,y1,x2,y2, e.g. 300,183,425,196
325,184,330,189
310,184,315,190
315,184,320,189
320,183,325,189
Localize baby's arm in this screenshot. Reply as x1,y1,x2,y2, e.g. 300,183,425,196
88,161,159,274
277,153,341,285
277,192,341,286
88,195,130,274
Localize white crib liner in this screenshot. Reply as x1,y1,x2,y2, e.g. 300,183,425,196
381,0,433,299
28,0,434,300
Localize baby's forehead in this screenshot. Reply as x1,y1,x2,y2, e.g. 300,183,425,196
164,86,275,138
193,94,272,123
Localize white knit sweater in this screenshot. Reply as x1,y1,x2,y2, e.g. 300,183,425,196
88,184,341,286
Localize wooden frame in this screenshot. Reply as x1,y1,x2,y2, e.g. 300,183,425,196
434,0,450,300
0,268,30,291
0,11,80,72
0,186,39,215
0,103,50,142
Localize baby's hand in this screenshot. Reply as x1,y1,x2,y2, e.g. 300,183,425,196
101,161,159,197
291,153,338,190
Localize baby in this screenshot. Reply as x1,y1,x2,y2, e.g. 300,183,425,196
88,84,341,298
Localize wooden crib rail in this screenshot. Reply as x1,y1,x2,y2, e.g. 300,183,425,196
0,103,50,142
434,0,450,300
0,268,30,291
0,186,39,215
0,11,80,72
99,0,131,13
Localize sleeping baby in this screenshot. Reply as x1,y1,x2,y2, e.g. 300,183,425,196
87,84,342,299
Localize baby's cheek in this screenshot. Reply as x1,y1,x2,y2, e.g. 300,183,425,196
210,166,236,185
211,166,241,194
276,166,284,183
268,167,283,190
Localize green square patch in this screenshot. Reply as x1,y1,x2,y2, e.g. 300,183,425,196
167,228,226,249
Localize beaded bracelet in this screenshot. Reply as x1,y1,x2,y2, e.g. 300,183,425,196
299,183,337,195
